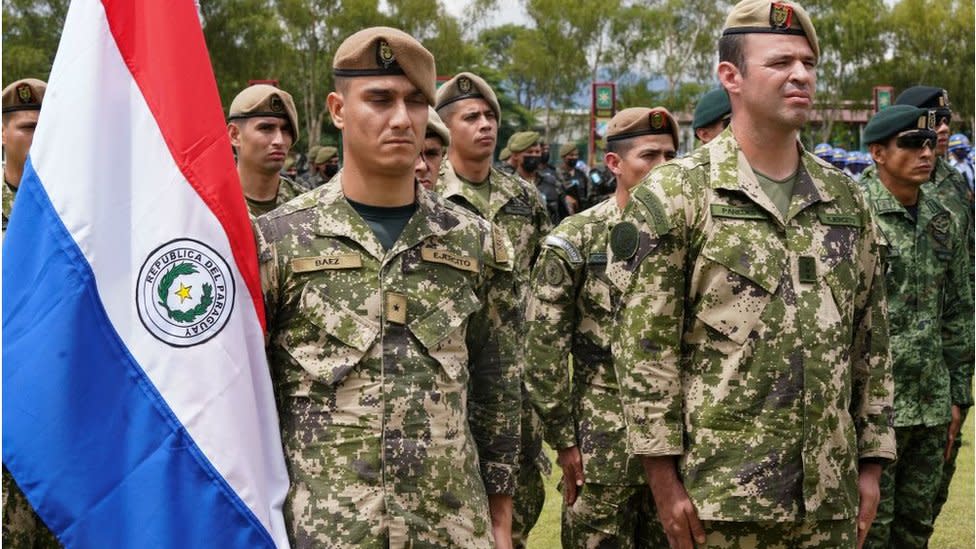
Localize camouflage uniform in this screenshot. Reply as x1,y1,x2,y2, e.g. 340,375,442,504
246,174,304,217
609,130,895,538
2,179,16,233
434,160,552,547
858,172,973,549
524,198,666,548
254,181,522,548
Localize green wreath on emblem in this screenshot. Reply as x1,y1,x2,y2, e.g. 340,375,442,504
156,262,214,323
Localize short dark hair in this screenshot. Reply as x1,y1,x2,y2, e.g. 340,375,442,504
719,34,747,75
333,75,349,94
606,137,636,156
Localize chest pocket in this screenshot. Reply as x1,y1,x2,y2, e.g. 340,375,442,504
818,213,863,327
287,283,380,386
695,218,785,345
409,283,483,382
582,261,613,314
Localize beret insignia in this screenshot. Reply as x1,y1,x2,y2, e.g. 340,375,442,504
377,40,396,68
650,111,665,130
270,94,284,113
925,111,935,130
770,2,793,29
16,84,33,104
458,76,472,94
940,90,949,107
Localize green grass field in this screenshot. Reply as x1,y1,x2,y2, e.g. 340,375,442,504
527,416,974,548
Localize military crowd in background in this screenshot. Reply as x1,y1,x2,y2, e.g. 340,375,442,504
2,0,973,548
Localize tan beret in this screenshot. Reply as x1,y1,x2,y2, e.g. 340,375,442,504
333,27,436,106
723,0,819,60
435,72,501,121
228,84,300,142
499,147,511,161
606,107,679,150
2,78,46,113
314,146,338,164
425,106,451,147
307,144,323,159
559,143,578,157
508,131,540,153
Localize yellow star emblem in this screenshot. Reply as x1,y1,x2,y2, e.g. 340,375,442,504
174,282,193,303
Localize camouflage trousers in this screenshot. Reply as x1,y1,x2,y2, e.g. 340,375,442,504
700,519,856,548
512,400,549,549
864,424,946,549
560,483,667,549
932,407,968,522
2,466,61,549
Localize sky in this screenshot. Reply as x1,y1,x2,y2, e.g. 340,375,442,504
442,0,528,27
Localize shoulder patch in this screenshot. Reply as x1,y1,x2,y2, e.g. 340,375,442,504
632,189,671,235
609,222,639,261
543,234,584,265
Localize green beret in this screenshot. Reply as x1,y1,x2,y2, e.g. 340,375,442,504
435,72,501,122
606,107,679,150
333,27,436,106
723,0,820,60
425,106,451,147
895,86,950,109
229,84,301,142
863,105,932,145
2,78,46,113
508,131,540,153
559,143,577,157
693,87,732,129
314,146,338,164
499,147,511,161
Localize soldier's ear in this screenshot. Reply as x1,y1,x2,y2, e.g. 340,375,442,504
868,143,885,165
227,122,241,148
717,62,741,97
605,152,623,177
327,91,345,131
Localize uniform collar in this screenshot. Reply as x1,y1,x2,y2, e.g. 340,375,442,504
708,128,835,224
307,176,461,262
437,158,522,219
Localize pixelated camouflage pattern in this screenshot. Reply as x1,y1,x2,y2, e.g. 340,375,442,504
701,518,856,548
859,172,974,424
255,180,521,548
2,179,16,234
510,464,544,549
932,406,969,521
246,174,304,217
559,483,666,549
434,158,553,543
2,467,61,549
435,159,552,286
609,129,895,522
864,424,946,549
929,157,974,260
524,199,643,486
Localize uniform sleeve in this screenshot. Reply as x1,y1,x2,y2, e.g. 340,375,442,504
849,212,896,462
252,218,280,339
530,185,554,265
610,167,687,456
941,215,975,408
466,229,522,496
523,234,583,450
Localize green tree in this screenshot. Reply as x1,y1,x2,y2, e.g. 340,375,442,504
2,0,68,82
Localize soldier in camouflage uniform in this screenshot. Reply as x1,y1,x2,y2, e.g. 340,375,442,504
433,72,552,549
2,78,62,549
227,84,304,217
555,143,588,210
524,106,678,549
691,87,731,146
608,2,895,548
891,86,975,525
255,28,521,548
858,107,973,549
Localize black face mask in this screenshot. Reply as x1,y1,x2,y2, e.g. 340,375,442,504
522,156,541,173
565,158,576,168
324,164,339,178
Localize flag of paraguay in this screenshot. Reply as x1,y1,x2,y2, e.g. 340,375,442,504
3,1,290,547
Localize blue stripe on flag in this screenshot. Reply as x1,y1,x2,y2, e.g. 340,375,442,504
2,158,277,548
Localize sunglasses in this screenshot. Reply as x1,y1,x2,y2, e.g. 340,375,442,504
895,130,937,150
931,108,952,127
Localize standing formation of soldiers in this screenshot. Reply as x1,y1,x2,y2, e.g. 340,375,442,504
2,0,973,548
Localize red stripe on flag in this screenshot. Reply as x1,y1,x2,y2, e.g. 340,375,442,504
100,0,266,330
